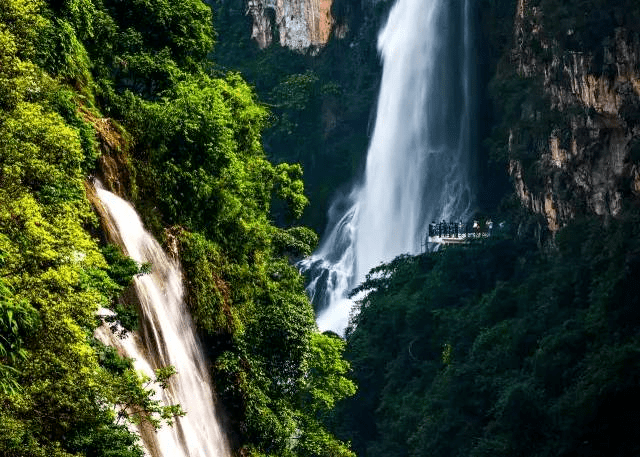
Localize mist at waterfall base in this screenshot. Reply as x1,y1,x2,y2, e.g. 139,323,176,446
93,182,230,457
300,0,476,335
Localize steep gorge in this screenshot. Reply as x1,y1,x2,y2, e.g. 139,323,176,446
2,0,640,455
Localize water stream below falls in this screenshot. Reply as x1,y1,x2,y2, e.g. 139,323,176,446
93,182,230,457
301,0,476,334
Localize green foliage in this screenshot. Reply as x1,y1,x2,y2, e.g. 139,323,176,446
100,0,214,68
210,0,392,231
93,243,150,333
67,0,215,101
66,422,144,457
39,18,92,82
269,71,319,111
0,0,356,455
336,212,640,457
179,224,352,456
100,244,147,288
0,281,39,394
93,340,132,374
0,0,47,59
273,163,309,220
178,231,235,333
107,366,186,429
300,332,356,413
125,72,281,246
0,1,189,453
272,226,319,258
111,68,329,455
215,327,356,457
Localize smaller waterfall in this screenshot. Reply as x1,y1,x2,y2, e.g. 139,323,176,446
93,181,230,457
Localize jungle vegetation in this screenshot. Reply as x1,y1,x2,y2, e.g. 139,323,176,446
326,1,640,456
327,208,640,457
2,0,640,456
210,0,394,232
0,0,355,456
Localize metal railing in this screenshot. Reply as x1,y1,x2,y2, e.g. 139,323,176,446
426,220,495,245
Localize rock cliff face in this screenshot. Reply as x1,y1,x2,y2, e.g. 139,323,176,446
507,0,640,231
79,108,136,200
246,0,334,50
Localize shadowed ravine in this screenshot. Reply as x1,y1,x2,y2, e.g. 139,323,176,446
93,181,231,457
300,0,476,334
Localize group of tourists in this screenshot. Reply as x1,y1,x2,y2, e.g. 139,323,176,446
427,219,494,239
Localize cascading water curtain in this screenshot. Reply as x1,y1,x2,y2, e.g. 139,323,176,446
300,0,476,334
94,181,231,457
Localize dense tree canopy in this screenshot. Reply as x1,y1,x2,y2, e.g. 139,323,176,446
334,212,640,457
0,4,179,455
0,0,355,455
4,0,638,455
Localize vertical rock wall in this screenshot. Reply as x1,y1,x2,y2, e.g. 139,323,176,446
246,0,334,50
507,0,640,231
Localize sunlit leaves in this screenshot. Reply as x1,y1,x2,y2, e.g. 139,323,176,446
0,0,47,59
271,226,318,258
0,102,84,192
301,332,356,413
0,0,354,455
105,366,185,429
0,7,151,454
0,281,38,394
274,163,308,220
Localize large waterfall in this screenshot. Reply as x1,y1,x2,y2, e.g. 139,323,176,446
301,0,476,334
93,182,230,457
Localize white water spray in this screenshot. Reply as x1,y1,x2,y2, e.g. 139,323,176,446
301,0,475,334
93,182,230,457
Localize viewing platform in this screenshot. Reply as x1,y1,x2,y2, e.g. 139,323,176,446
426,220,496,245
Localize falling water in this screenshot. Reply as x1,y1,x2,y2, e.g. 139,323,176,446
93,181,230,457
301,0,476,334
